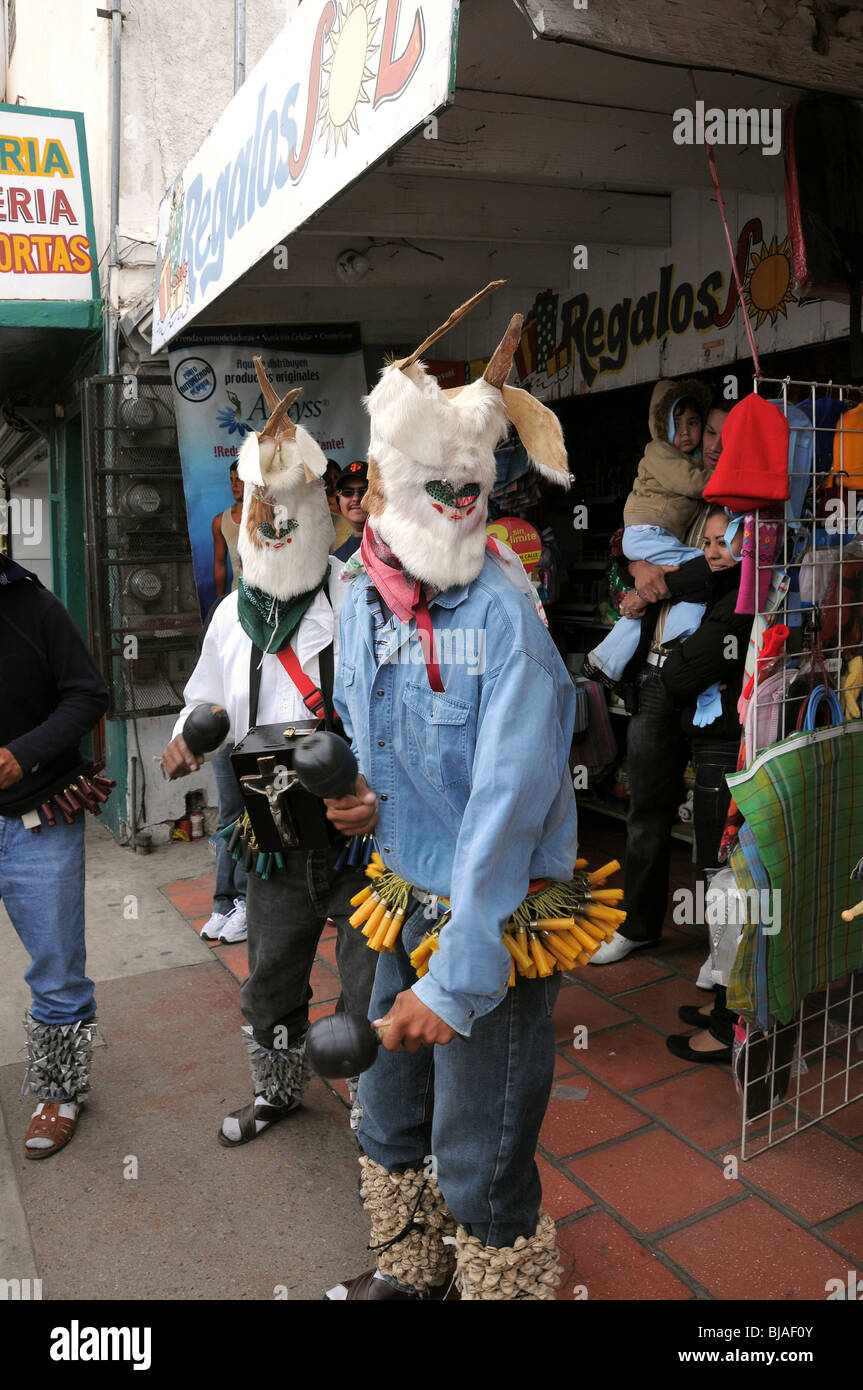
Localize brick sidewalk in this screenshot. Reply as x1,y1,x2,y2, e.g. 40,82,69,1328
165,817,863,1302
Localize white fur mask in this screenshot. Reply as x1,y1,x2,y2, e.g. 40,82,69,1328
365,366,509,589
363,287,571,590
235,361,333,601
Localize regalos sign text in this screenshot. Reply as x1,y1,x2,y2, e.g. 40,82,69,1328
0,104,98,300
152,0,460,351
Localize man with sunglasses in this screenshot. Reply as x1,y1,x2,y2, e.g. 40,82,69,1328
332,462,368,562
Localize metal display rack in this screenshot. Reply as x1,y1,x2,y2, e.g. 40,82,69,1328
735,376,863,1158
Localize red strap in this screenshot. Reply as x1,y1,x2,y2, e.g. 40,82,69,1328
277,645,326,719
413,594,445,693
688,70,761,379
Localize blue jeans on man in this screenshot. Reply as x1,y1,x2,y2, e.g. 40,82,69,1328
358,901,560,1247
0,812,94,1037
212,743,247,914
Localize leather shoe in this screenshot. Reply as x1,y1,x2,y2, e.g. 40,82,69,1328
677,1004,714,1028
24,1100,80,1159
666,1033,732,1065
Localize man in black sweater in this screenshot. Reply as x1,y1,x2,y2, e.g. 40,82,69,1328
0,552,108,1157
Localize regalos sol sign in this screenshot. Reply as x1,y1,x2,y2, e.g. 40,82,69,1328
152,0,460,352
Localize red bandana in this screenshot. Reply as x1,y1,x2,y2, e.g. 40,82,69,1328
359,526,444,691
359,525,430,624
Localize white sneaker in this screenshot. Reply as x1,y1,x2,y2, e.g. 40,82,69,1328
218,898,248,944
588,932,651,965
200,910,230,941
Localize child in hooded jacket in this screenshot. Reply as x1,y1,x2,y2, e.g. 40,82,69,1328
585,378,714,686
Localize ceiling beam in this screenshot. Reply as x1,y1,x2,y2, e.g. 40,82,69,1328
193,285,515,335
389,90,785,196
307,173,670,247
240,235,575,291
518,0,863,98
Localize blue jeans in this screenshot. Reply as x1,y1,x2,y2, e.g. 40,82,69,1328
358,902,560,1247
0,812,95,1025
213,743,247,914
590,527,705,681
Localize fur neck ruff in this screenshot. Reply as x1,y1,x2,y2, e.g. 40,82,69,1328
364,363,509,590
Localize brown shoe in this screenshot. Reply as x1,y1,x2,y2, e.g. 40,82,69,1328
24,1101,80,1159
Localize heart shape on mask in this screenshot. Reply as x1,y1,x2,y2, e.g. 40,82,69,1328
425,480,481,513
258,517,298,545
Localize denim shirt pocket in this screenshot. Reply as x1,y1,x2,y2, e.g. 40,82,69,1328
402,682,471,792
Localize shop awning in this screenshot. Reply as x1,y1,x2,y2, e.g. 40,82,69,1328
151,0,460,352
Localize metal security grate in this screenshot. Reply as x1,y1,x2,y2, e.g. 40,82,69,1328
82,375,201,718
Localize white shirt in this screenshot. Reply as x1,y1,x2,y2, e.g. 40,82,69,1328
172,575,337,746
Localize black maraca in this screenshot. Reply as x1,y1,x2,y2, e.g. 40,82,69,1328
306,1013,390,1078
292,730,358,797
182,703,230,756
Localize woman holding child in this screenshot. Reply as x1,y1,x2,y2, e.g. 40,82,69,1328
587,385,748,1066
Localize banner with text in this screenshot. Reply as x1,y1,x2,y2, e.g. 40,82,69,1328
152,0,460,351
0,103,99,299
169,327,368,617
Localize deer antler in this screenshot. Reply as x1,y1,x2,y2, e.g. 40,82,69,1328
394,280,506,371
483,314,524,388
253,356,281,413
259,388,302,440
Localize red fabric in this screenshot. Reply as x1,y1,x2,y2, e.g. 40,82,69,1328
413,595,445,693
703,395,791,511
359,525,424,624
740,623,790,705
359,525,446,692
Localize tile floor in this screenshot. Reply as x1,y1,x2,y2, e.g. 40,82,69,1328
162,812,863,1301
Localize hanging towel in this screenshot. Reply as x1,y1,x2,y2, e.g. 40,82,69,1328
727,721,863,1024
735,509,784,614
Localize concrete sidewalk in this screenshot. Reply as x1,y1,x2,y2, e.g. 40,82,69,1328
0,821,369,1301
1,815,862,1302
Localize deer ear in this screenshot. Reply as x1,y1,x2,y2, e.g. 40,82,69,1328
237,429,263,484
297,428,328,481
501,385,571,487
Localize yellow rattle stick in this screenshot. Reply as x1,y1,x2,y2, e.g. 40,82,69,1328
840,900,863,922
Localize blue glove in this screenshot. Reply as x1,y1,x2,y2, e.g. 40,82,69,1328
693,682,723,728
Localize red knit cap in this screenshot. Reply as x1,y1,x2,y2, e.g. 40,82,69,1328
703,395,791,511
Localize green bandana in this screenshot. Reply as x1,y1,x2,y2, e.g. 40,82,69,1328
237,575,327,655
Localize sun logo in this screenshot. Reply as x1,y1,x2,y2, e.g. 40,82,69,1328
742,235,797,329
318,0,381,153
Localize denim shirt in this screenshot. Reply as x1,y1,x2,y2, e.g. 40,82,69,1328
335,553,578,1036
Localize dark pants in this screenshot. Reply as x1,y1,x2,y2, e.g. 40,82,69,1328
241,848,378,1049
692,740,743,1047
624,667,741,943
623,667,690,943
691,739,741,876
